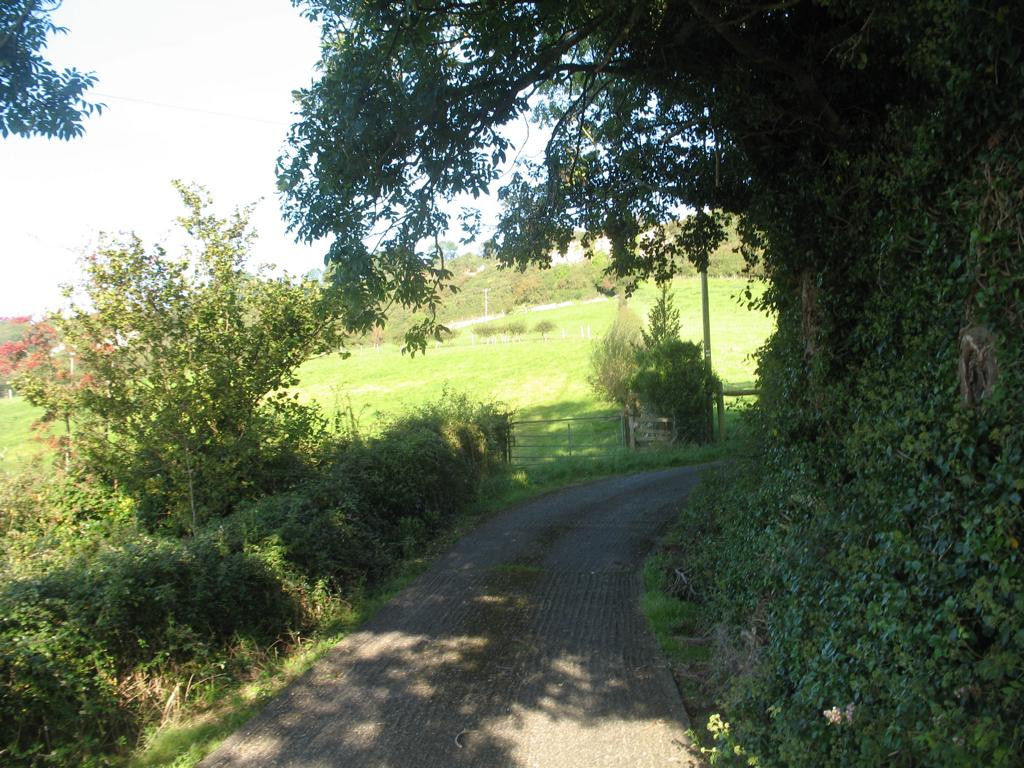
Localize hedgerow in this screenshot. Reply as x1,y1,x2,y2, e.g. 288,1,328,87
0,393,508,766
672,5,1024,761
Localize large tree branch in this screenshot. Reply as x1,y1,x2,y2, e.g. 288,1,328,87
686,0,843,135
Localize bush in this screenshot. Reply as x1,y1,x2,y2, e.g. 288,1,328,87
626,285,718,442
0,391,510,766
632,339,717,442
0,599,125,765
533,319,556,338
588,302,642,407
681,386,1024,765
22,184,342,534
0,531,304,764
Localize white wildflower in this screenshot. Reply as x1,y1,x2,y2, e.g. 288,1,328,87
823,703,855,725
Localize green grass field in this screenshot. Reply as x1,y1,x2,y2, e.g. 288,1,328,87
0,396,50,468
301,277,770,419
0,277,774,471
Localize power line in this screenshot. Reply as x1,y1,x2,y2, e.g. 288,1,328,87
91,91,290,126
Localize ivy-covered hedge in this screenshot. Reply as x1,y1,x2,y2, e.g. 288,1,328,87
677,4,1024,764
0,394,508,766
686,350,1022,765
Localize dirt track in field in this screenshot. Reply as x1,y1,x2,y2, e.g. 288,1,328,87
201,466,706,768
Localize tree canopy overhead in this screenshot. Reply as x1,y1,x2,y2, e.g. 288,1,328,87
279,0,957,348
0,0,100,139
283,8,1024,760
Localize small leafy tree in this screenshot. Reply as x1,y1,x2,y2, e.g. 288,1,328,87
0,316,35,391
632,340,715,442
631,286,717,442
534,319,556,338
588,302,642,408
0,315,32,344
641,284,681,348
34,182,342,533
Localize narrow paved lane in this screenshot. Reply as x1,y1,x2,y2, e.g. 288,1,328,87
201,467,706,768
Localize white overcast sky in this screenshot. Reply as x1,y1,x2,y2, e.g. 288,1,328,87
0,1,327,316
0,0,539,319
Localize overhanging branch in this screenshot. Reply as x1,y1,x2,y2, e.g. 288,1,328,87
686,0,843,135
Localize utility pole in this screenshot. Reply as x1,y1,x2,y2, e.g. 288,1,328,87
700,269,726,442
707,120,725,442
700,269,715,440
483,288,490,320
700,269,712,369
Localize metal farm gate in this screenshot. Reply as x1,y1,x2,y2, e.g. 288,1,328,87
507,413,686,464
508,415,625,464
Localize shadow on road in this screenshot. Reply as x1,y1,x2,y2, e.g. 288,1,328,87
202,467,705,768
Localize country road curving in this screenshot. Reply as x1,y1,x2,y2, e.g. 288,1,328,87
201,466,707,768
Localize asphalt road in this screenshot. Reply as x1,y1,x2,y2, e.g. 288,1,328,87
201,466,706,768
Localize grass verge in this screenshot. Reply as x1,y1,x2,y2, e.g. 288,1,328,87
640,467,765,768
640,506,721,758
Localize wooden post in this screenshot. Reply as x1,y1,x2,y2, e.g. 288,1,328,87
701,268,712,368
701,268,714,442
704,395,714,443
716,381,725,443
567,422,573,457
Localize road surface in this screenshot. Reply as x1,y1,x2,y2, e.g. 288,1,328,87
201,466,706,767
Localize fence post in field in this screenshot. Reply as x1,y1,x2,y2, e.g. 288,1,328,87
502,414,512,463
716,380,726,443
704,393,714,442
567,422,574,457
